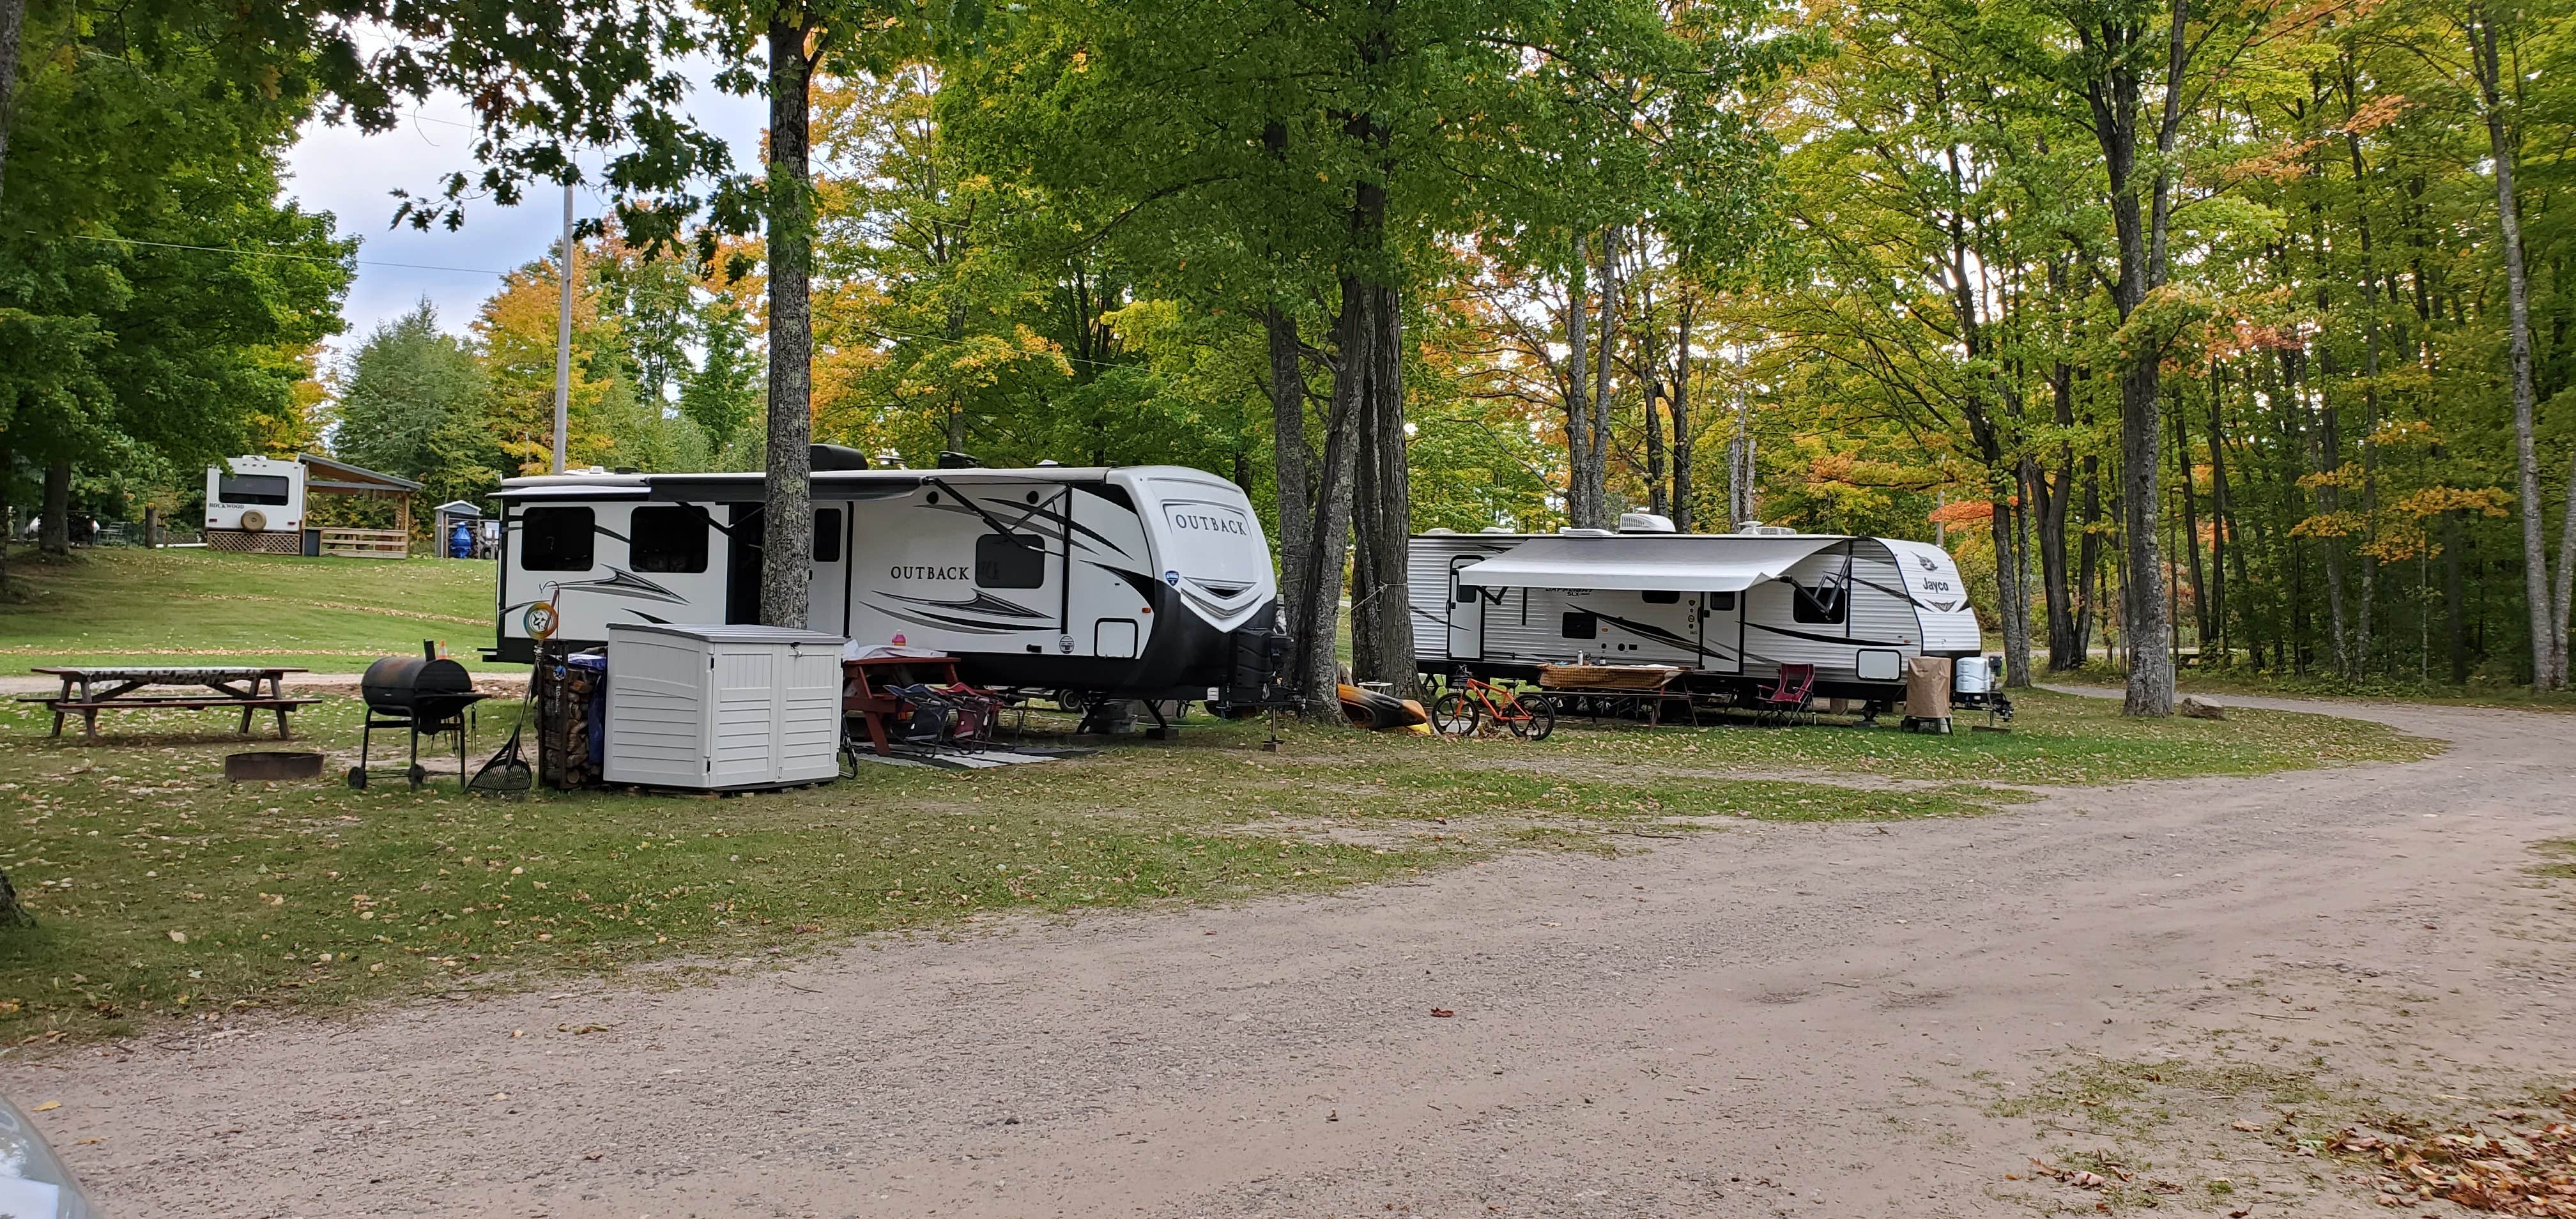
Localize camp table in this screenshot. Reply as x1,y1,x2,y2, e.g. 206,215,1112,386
1537,662,1696,726
19,666,318,740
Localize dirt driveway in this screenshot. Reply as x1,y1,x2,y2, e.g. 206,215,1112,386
9,693,2572,1218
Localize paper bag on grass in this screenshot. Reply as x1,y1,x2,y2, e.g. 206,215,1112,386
1904,655,1952,719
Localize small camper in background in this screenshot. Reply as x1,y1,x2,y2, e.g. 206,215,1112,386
1408,515,2009,718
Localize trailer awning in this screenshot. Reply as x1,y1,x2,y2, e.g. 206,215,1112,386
1455,535,1844,592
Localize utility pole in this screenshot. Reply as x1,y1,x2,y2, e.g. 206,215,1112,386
552,180,574,475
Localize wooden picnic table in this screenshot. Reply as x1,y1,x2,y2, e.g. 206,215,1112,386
841,654,969,756
19,666,319,740
1537,662,1697,727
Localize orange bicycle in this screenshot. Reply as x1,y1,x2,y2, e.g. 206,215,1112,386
1431,676,1556,741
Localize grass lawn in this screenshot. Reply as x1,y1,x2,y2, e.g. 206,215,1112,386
1,546,497,675
2044,663,2576,712
0,687,2435,1046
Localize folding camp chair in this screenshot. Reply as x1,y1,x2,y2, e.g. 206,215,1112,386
1755,663,1818,726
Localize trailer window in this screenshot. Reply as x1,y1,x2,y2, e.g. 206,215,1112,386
1560,611,1597,640
521,507,595,571
1792,580,1847,625
1453,582,1479,604
217,473,292,505
813,508,843,563
1703,591,1737,611
1641,590,1680,604
627,506,707,572
975,533,1045,588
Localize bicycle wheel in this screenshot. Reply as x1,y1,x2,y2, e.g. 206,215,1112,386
1512,693,1556,741
1432,691,1481,736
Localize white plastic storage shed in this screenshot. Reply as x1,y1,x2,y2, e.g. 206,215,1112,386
602,624,846,790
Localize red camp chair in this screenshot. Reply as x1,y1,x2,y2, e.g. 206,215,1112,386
1755,663,1817,725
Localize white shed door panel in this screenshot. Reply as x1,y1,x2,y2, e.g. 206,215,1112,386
604,638,710,787
709,648,781,787
777,648,844,783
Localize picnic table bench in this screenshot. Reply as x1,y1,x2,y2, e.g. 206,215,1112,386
18,666,319,739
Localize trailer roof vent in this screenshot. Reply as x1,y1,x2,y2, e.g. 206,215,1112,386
1558,526,1613,537
1422,526,1457,535
936,450,985,469
1734,521,1799,536
1479,526,1516,534
1616,512,1676,533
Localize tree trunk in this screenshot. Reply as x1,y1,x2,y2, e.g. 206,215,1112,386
1298,344,1360,719
1669,292,1694,530
2075,6,2182,714
1346,277,1414,696
2173,382,2207,655
1265,307,1315,643
2205,365,2238,665
2037,369,2080,670
0,0,22,206
1591,227,1619,522
38,459,69,556
2470,5,2557,688
2444,509,2467,683
1643,384,1666,518
1563,238,1593,529
1988,489,2029,685
2342,103,2384,677
758,18,816,629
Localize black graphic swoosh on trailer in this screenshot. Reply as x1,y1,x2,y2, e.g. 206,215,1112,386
880,590,1049,620
1745,620,1906,648
1590,612,1742,664
1091,562,1162,603
525,567,689,604
857,599,1031,636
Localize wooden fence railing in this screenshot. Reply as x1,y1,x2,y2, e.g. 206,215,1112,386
318,528,410,560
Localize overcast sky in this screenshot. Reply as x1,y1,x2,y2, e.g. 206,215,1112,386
282,65,766,369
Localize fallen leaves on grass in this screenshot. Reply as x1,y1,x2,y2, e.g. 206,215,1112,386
2332,1107,2576,1216
2029,1157,2122,1188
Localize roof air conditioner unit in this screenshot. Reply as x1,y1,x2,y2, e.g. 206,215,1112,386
1422,526,1457,535
1735,521,1798,536
1478,526,1516,534
1616,512,1676,533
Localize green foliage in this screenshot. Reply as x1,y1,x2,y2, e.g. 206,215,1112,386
0,3,353,479
332,303,502,509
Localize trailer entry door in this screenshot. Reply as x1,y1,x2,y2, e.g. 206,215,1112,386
1446,555,1487,661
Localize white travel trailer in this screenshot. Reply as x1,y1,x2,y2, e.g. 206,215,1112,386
489,462,1292,709
1409,518,2001,713
204,455,307,535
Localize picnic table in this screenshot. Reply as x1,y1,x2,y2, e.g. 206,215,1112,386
1537,662,1697,727
842,652,970,756
19,666,319,740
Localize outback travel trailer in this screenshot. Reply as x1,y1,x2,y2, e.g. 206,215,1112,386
1409,515,2004,714
489,461,1291,710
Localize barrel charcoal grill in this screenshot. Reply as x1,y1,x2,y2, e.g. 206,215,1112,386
352,653,491,790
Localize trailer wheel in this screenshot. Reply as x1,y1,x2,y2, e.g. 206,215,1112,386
406,764,427,789
346,767,367,790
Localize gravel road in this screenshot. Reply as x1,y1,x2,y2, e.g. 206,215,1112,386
7,692,2570,1218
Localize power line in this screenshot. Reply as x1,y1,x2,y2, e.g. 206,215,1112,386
53,231,511,275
